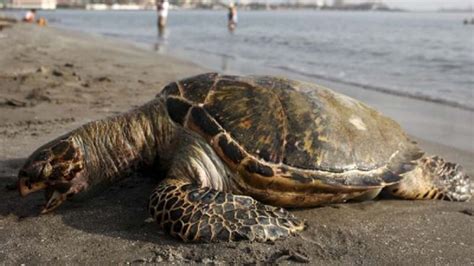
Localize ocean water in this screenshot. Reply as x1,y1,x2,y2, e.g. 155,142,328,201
4,10,474,110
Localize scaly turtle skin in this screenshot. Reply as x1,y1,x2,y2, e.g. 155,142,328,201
18,73,471,242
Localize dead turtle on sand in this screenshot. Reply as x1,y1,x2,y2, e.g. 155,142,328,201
18,73,471,242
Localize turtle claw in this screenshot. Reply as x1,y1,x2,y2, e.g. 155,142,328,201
41,190,67,214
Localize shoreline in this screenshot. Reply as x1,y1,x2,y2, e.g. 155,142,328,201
2,10,473,113
277,65,474,112
172,47,474,112
0,24,473,264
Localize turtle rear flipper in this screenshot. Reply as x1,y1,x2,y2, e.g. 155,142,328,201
384,156,471,202
148,179,305,242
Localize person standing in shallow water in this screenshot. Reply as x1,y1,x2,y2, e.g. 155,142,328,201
156,0,169,37
23,9,36,23
227,3,238,32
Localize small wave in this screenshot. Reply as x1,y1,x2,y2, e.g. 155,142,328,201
102,32,122,38
183,47,237,60
438,63,464,71
369,51,390,57
273,65,474,112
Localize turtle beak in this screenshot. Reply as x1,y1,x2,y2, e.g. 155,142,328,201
40,181,74,214
18,177,47,197
41,190,67,214
19,174,73,214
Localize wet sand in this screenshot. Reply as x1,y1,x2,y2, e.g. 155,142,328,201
0,24,473,264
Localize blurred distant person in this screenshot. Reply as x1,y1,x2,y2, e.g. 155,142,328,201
157,0,169,37
463,18,474,25
227,3,237,32
23,9,36,23
37,17,47,26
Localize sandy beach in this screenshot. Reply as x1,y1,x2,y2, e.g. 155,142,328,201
0,24,473,264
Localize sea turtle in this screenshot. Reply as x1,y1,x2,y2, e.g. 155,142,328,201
18,73,471,242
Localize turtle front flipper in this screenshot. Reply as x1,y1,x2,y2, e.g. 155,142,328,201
148,179,305,242
384,156,471,202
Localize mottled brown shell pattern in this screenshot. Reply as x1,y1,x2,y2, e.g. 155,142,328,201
159,73,423,206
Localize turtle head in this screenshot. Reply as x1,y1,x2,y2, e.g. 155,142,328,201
18,137,87,214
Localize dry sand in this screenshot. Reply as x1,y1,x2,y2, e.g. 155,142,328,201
0,24,473,264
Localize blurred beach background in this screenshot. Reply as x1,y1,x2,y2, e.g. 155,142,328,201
1,1,474,264
3,9,474,110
